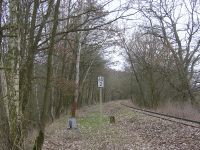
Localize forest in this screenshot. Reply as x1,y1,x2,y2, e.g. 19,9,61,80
0,0,199,149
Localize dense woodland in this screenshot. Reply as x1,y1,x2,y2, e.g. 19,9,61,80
0,0,200,150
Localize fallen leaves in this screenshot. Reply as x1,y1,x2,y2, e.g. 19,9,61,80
43,100,200,150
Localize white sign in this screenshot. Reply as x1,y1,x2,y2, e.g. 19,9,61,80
98,76,104,88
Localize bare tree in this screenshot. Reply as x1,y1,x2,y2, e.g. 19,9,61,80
33,0,61,149
131,0,200,103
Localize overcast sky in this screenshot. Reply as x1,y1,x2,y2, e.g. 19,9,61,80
103,0,131,71
103,0,200,70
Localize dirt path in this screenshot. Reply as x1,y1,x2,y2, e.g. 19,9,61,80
43,100,200,150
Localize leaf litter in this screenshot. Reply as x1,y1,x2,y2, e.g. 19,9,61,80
43,100,200,150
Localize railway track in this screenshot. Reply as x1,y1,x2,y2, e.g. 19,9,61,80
121,102,200,129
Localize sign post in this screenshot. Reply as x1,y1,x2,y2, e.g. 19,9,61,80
98,76,104,123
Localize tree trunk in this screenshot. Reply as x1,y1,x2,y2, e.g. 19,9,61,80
0,1,11,148
0,101,11,150
71,0,84,117
0,59,11,150
33,0,60,149
6,1,23,149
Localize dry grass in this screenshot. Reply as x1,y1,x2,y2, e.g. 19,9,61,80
156,101,200,122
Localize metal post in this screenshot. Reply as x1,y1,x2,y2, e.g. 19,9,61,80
98,76,104,124
100,87,103,123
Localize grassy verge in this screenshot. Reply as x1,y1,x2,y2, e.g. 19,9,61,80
78,112,109,132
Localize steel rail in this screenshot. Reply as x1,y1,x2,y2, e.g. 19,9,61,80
121,103,200,128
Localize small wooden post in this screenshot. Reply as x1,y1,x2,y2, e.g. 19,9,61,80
109,116,115,124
